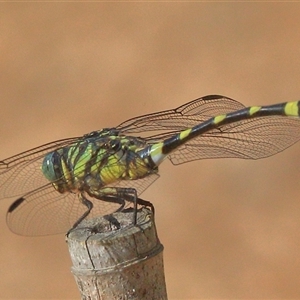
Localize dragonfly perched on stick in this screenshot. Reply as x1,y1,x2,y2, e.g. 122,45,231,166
1,94,300,236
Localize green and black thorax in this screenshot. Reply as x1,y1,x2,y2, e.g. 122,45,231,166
41,128,158,194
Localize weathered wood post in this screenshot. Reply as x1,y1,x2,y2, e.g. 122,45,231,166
66,208,167,299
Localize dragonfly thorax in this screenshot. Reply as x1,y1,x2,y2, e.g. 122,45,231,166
41,132,158,195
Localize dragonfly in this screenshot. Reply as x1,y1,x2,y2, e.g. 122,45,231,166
1,94,300,236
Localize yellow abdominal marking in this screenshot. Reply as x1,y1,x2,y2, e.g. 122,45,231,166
249,106,261,115
284,101,299,116
179,128,192,140
213,114,226,124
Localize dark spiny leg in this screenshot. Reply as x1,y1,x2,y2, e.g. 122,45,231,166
66,193,93,236
90,187,138,225
88,187,154,226
117,188,138,224
99,194,126,212
136,197,155,216
120,188,154,225
132,189,138,225
98,194,126,229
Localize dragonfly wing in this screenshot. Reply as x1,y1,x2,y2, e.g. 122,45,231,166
117,95,245,134
167,115,300,164
6,185,85,236
0,137,79,199
7,174,160,236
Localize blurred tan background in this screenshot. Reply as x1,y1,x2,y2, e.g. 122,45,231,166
1,3,300,299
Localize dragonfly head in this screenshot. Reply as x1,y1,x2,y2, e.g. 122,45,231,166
42,152,63,183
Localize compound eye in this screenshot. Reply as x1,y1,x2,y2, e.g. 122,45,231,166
42,152,58,182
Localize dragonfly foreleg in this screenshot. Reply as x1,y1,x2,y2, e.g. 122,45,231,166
67,193,94,236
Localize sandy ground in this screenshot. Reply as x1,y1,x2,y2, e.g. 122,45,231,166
1,3,300,299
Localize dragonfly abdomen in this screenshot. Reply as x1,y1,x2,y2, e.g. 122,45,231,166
145,101,300,166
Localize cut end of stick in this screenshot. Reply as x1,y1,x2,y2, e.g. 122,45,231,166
66,207,167,300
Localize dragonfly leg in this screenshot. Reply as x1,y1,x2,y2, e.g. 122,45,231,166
110,188,154,224
90,187,154,225
135,198,155,216
66,193,94,236
96,193,126,213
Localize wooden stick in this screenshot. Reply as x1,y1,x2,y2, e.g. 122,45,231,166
66,207,167,300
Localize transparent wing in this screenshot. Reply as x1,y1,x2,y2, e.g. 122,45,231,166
0,137,79,199
168,115,300,164
118,95,300,164
0,95,242,200
1,95,244,236
7,174,159,236
5,94,299,235
117,95,245,134
7,185,80,236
